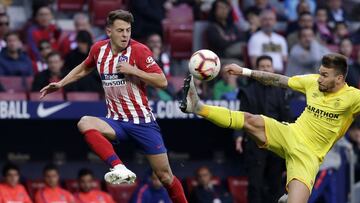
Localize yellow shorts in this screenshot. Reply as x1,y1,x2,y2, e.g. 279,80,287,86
261,115,320,192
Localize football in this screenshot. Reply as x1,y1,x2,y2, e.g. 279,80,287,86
188,49,221,81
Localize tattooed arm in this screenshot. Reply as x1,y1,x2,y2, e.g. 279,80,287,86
224,63,289,88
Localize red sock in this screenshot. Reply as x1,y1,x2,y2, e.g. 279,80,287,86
83,129,122,167
164,176,188,203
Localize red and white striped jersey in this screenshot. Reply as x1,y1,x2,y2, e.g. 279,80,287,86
84,39,163,124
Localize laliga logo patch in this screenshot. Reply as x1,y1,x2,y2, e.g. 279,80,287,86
119,55,128,62
146,56,154,64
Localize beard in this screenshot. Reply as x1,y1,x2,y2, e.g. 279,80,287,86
318,81,336,92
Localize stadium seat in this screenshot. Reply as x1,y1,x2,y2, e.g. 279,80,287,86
64,179,101,193
227,176,248,203
168,24,193,59
166,3,193,24
25,180,45,198
89,0,125,26
192,21,210,52
106,181,138,203
29,92,65,101
0,76,27,92
0,92,27,100
57,0,85,11
25,76,34,91
66,92,101,101
185,176,221,194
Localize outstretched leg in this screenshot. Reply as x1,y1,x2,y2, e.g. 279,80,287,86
180,75,266,145
78,116,136,184
287,179,310,203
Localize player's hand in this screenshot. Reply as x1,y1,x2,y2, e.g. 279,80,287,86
117,62,138,75
223,64,245,76
40,82,62,98
235,136,244,153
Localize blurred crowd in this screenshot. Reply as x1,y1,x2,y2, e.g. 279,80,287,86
0,0,358,101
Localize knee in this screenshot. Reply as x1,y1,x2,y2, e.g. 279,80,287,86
244,113,258,127
154,169,173,186
77,116,94,133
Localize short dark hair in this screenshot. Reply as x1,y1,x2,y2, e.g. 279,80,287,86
45,51,62,62
2,163,19,177
256,55,273,67
4,31,19,42
321,53,348,77
298,11,312,19
43,163,58,175
77,168,94,179
106,9,134,27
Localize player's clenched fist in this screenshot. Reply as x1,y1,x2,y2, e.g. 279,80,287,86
224,63,252,77
116,62,138,75
40,82,62,98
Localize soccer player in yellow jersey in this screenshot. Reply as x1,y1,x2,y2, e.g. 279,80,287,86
180,53,359,203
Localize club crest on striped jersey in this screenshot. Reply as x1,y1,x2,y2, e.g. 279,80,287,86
119,55,128,62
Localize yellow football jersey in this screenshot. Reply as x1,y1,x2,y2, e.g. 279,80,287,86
288,74,360,160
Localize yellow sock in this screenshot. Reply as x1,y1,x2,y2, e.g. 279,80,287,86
198,105,244,129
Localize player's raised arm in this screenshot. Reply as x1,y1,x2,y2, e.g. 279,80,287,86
40,61,93,98
224,63,289,88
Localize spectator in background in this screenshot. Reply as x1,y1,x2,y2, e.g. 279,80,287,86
213,67,238,100
339,38,354,65
35,164,75,203
130,171,171,203
0,31,33,76
0,14,9,52
248,9,288,73
0,163,32,203
207,0,244,63
145,32,174,101
74,168,115,203
286,28,329,76
32,52,64,91
59,13,92,57
327,0,347,23
32,39,52,74
146,33,170,78
26,4,61,61
347,119,360,182
130,0,169,40
243,8,261,41
64,30,102,93
235,55,289,203
315,7,333,44
286,1,313,34
191,166,233,203
284,0,316,21
287,11,315,49
332,21,350,45
346,48,360,88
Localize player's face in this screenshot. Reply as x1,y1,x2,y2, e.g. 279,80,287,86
44,169,59,188
79,174,93,192
106,19,131,51
5,169,19,186
257,59,274,73
317,66,340,92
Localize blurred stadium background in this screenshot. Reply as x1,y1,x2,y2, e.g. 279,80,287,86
0,0,360,202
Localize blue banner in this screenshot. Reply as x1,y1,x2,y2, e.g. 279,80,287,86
0,100,241,120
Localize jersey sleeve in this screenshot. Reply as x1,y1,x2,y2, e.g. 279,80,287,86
34,190,44,203
83,44,98,69
351,90,360,117
288,74,318,94
135,45,163,74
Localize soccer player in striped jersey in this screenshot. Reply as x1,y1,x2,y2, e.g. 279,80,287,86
40,10,187,203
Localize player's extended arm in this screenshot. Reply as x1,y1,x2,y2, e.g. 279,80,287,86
224,63,289,88
40,62,93,98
